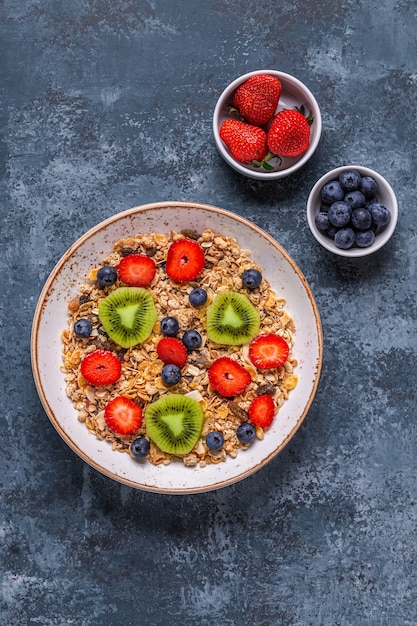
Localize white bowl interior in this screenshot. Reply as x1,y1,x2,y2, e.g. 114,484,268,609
213,70,322,180
306,165,398,257
31,202,323,494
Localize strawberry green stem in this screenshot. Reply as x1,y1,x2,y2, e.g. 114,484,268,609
252,151,282,171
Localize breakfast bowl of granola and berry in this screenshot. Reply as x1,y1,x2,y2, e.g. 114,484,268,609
31,201,323,494
213,69,322,180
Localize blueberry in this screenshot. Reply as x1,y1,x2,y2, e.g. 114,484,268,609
182,329,202,351
189,287,207,307
130,437,150,459
242,268,262,290
339,169,361,192
206,431,224,451
315,212,330,231
74,318,92,338
369,203,391,226
161,363,182,386
334,228,356,249
344,190,366,209
328,201,352,227
351,208,372,231
161,316,179,337
355,229,376,248
320,201,330,213
359,176,378,199
97,265,118,287
326,225,338,240
236,423,256,445
321,180,344,204
364,197,379,208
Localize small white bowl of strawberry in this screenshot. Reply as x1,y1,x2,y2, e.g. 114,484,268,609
213,69,322,180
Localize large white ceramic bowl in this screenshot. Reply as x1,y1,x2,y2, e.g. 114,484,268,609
307,165,398,257
31,202,323,494
213,69,322,180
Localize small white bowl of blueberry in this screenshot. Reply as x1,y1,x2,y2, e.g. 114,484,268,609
307,165,398,257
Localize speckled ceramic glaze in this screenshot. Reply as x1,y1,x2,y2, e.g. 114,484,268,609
31,202,323,494
213,70,322,180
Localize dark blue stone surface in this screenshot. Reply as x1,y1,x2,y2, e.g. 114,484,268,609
1,1,416,624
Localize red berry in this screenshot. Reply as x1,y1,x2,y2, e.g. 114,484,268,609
118,254,156,287
267,109,311,158
104,396,143,435
219,119,268,164
80,350,122,386
165,239,205,283
248,395,276,429
232,74,282,126
208,356,251,398
249,334,289,369
156,337,188,368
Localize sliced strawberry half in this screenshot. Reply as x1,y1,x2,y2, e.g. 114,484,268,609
249,333,289,369
208,356,251,398
165,239,205,283
248,395,276,429
118,253,156,287
80,349,122,386
104,396,143,435
157,337,188,368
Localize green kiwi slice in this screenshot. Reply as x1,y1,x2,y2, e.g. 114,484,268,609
206,290,260,345
145,394,204,455
98,287,157,348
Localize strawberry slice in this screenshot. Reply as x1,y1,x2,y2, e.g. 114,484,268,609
165,239,205,283
118,254,156,287
80,349,122,386
248,395,276,429
157,337,188,368
104,396,143,435
208,356,251,397
249,333,289,369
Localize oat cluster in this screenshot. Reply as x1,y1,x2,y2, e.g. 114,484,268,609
61,229,298,468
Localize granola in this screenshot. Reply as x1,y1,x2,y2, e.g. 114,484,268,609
61,229,298,467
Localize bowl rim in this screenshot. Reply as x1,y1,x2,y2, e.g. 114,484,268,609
213,69,322,180
31,201,324,494
306,164,398,257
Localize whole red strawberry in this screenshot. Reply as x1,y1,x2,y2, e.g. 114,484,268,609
220,119,268,164
232,74,282,126
267,109,311,158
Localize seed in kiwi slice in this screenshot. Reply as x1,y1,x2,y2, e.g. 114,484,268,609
145,394,204,455
206,290,260,345
98,287,157,349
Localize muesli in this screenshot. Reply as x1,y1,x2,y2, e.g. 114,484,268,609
61,229,298,468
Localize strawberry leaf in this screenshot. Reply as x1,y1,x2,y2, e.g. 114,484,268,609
295,104,314,126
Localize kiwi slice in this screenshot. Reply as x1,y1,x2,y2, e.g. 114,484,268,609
145,394,204,455
98,287,157,348
206,290,260,345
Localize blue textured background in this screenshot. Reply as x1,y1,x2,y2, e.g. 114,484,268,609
1,1,416,624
